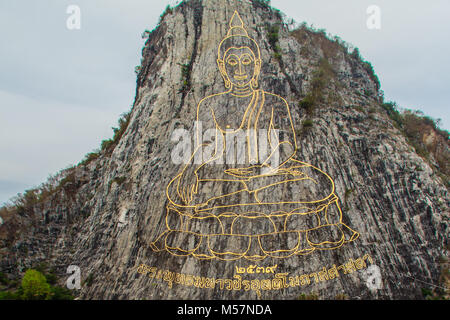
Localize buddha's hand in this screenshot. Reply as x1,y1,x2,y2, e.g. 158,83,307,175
225,165,269,178
176,171,199,205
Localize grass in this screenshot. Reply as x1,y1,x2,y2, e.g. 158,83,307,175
158,5,173,26
290,23,348,60
179,62,192,93
0,109,133,220
297,292,319,300
344,188,354,211
252,0,272,10
344,188,354,200
299,58,335,115
100,111,132,155
302,119,314,128
379,102,449,188
335,293,349,300
299,95,315,115
351,48,380,91
84,273,94,288
266,23,282,61
380,102,403,129
290,23,380,92
0,268,74,300
111,177,126,186
80,152,100,166
79,109,133,166
295,119,314,137
108,176,128,191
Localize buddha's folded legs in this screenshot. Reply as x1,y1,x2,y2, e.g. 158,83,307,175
166,160,336,210
166,174,250,209
152,160,359,259
150,195,359,259
250,162,336,204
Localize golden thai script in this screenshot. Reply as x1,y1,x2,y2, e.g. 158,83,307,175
136,254,373,292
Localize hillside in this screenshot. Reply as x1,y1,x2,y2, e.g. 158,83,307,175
0,0,448,300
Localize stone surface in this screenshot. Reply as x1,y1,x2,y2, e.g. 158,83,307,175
0,0,448,300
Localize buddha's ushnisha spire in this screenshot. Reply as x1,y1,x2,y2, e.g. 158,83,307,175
227,11,248,37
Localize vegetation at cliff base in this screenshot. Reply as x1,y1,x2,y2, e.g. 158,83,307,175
21,269,52,300
0,268,74,300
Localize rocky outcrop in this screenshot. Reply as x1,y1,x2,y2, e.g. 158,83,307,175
0,0,448,300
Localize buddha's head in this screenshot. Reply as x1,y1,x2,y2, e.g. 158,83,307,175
217,11,262,89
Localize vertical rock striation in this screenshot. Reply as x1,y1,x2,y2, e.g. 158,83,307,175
0,0,448,300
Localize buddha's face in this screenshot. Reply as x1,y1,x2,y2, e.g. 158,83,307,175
219,46,261,88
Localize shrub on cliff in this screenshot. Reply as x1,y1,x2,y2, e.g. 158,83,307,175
21,269,52,300
0,269,74,300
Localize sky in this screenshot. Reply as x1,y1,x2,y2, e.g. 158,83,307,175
0,0,449,205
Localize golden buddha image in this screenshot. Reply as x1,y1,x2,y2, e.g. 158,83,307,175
150,11,359,261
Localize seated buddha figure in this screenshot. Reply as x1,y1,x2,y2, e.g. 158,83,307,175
151,12,359,261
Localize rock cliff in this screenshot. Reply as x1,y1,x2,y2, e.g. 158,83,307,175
0,0,448,300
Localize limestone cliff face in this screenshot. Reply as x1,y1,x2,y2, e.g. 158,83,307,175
0,0,448,300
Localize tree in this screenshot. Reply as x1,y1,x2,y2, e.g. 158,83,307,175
21,269,52,300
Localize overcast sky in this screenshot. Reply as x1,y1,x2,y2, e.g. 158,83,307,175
0,0,449,205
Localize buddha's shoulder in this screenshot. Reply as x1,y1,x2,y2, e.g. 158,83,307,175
198,92,228,107
261,90,289,110
196,92,228,121
262,90,287,103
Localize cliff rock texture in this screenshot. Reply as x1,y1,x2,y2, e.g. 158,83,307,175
0,0,448,300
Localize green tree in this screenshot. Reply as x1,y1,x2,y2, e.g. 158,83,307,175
21,269,52,300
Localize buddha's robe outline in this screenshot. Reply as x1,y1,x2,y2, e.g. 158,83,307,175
151,89,359,261
150,10,359,261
